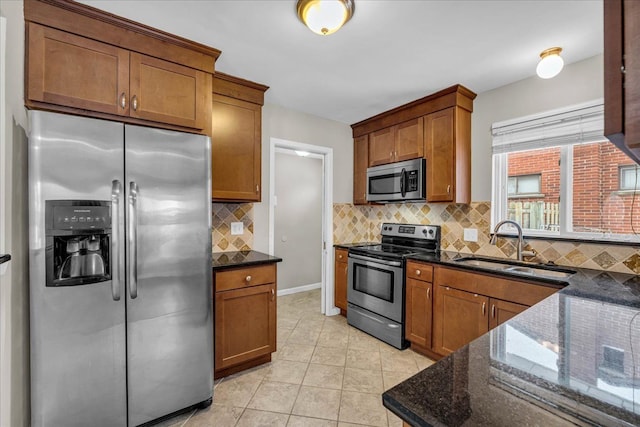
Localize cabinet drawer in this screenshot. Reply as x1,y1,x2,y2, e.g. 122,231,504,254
406,261,433,282
215,264,276,292
335,248,348,263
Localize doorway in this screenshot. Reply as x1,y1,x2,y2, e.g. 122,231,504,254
269,138,338,316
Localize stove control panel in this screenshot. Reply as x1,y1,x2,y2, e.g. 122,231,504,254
380,223,440,241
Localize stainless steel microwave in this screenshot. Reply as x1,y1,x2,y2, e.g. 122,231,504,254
366,158,426,203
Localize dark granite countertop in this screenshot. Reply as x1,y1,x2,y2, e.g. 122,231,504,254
383,251,640,426
212,250,282,271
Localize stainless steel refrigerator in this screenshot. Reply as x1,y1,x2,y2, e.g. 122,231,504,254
28,111,213,426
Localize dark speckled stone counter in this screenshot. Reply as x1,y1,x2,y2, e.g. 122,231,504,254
383,251,640,426
212,250,282,271
334,242,375,249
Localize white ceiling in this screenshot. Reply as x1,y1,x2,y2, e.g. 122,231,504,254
80,0,603,125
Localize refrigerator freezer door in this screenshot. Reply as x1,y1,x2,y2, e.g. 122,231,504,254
28,111,127,427
124,125,213,426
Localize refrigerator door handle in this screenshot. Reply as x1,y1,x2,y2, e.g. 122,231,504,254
128,181,139,299
111,180,122,301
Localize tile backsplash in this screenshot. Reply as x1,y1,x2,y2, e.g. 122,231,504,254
212,203,254,253
333,202,640,275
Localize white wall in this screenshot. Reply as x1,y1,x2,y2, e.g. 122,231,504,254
471,54,604,201
254,103,353,252
0,0,30,426
274,152,323,290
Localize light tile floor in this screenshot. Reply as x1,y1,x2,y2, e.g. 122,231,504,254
160,289,435,427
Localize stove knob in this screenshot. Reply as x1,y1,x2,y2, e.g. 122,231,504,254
428,229,434,235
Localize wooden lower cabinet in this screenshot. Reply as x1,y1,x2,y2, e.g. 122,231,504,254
334,248,348,313
428,265,559,357
214,263,277,378
405,278,432,348
433,286,489,356
489,298,528,329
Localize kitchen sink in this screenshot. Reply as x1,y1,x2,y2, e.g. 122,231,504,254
454,256,576,281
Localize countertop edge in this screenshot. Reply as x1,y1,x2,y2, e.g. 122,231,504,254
212,250,282,271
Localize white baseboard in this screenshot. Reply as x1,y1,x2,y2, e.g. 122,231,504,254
277,282,322,296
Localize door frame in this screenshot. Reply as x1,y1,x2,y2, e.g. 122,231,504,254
268,137,339,316
0,15,11,427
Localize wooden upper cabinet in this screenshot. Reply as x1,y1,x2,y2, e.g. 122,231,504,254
369,127,396,166
351,85,476,203
211,73,268,202
27,23,130,116
425,108,455,202
24,0,219,134
368,118,424,167
604,0,640,162
395,117,424,161
353,135,369,205
129,53,210,130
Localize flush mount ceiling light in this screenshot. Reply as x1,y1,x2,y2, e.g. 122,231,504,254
536,47,564,79
296,0,355,36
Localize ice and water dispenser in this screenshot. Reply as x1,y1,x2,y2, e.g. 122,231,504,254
45,200,111,286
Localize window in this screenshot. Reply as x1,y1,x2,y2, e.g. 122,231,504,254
508,174,541,197
619,166,640,191
492,100,640,242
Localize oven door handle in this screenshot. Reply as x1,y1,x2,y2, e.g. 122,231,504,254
348,253,402,268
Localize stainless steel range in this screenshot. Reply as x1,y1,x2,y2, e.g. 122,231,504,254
347,223,440,349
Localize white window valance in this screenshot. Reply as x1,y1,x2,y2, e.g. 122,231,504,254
491,99,604,154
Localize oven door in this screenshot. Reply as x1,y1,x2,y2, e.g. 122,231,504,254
347,254,403,323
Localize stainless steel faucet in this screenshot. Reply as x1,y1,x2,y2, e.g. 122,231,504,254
490,220,530,261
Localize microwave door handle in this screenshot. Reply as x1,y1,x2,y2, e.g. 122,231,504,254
400,168,406,197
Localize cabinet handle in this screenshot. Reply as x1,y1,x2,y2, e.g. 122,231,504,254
447,184,451,194
390,151,393,160
271,288,275,300
245,275,252,282
621,65,626,75
131,95,138,111
256,184,260,193
426,288,430,299
119,92,127,109
482,302,486,316
416,269,421,276
491,304,496,318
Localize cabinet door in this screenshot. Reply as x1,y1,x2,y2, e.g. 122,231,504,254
369,127,395,166
334,249,348,312
425,108,455,202
211,95,262,201
353,135,369,205
27,23,130,116
489,298,528,329
215,283,276,370
433,286,488,356
395,117,424,162
405,278,432,348
129,52,209,129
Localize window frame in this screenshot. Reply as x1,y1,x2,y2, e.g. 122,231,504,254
618,165,640,191
491,102,640,244
507,173,543,198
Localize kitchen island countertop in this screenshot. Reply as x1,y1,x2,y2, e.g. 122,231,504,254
383,251,640,426
212,250,282,271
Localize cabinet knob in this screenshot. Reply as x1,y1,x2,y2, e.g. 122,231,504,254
338,254,343,259
245,275,252,282
416,269,421,276
131,95,138,111
119,92,127,109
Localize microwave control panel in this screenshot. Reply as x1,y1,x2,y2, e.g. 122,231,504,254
406,170,418,191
